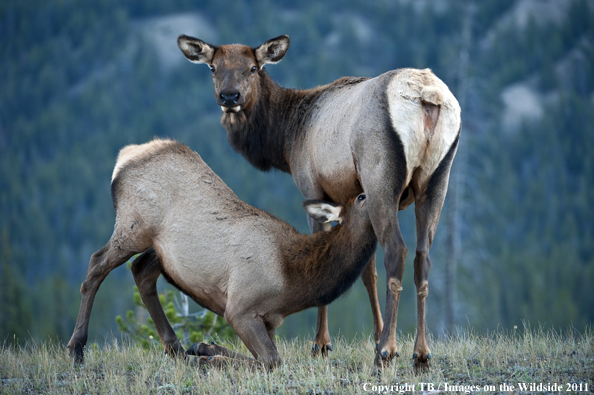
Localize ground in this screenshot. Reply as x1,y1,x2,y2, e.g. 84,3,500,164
1,327,592,394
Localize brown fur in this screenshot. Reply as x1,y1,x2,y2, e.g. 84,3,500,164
68,139,376,369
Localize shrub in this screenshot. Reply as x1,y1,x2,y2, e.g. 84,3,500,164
116,283,235,349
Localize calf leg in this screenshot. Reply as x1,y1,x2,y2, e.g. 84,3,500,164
187,342,254,362
225,310,282,370
130,248,184,357
133,249,257,367
68,243,135,363
360,252,383,347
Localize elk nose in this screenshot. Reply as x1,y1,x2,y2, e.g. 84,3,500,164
220,91,240,106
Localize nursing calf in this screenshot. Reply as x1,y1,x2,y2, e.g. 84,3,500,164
68,139,376,368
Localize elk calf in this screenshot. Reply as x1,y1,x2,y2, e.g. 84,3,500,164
68,139,376,368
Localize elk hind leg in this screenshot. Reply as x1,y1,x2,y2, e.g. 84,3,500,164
411,136,458,371
353,128,408,368
411,195,438,371
374,211,407,367
68,243,135,363
130,248,185,357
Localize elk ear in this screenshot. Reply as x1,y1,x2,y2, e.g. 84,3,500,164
255,35,290,66
303,200,343,225
178,35,215,64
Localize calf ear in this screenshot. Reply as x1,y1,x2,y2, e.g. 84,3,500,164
303,200,343,225
255,35,290,66
178,35,215,64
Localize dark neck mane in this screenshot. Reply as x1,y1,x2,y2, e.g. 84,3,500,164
221,70,370,174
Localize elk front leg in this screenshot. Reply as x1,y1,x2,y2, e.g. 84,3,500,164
130,248,184,357
307,217,333,357
360,251,383,348
225,310,282,370
188,326,276,370
68,244,135,363
187,341,253,362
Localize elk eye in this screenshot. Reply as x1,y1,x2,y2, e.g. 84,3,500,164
358,194,366,201
209,65,216,74
250,66,258,74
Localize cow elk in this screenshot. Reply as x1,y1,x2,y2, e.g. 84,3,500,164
67,139,377,369
178,34,462,369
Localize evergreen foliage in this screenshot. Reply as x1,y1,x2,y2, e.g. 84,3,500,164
115,285,235,349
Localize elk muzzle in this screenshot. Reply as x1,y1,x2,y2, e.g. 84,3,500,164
219,91,242,113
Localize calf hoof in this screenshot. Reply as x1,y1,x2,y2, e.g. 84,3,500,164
187,342,216,357
412,352,431,372
311,342,333,358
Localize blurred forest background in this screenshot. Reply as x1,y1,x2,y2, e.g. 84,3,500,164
1,0,593,345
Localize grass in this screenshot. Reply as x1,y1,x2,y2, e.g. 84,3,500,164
1,327,592,394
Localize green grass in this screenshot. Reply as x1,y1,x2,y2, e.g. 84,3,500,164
1,327,592,394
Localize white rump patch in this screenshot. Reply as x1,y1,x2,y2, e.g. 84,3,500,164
386,68,461,187
111,138,175,182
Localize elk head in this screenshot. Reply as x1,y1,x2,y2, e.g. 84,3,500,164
178,34,290,115
304,193,372,232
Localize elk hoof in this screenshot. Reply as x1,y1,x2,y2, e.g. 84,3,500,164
187,341,221,357
374,347,399,368
68,341,85,364
186,342,200,356
412,352,432,372
311,342,332,358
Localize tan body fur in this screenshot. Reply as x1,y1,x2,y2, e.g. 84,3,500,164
68,139,376,369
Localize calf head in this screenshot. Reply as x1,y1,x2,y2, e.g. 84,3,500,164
178,34,290,114
303,193,372,233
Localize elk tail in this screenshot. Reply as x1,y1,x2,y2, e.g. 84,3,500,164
420,86,444,106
